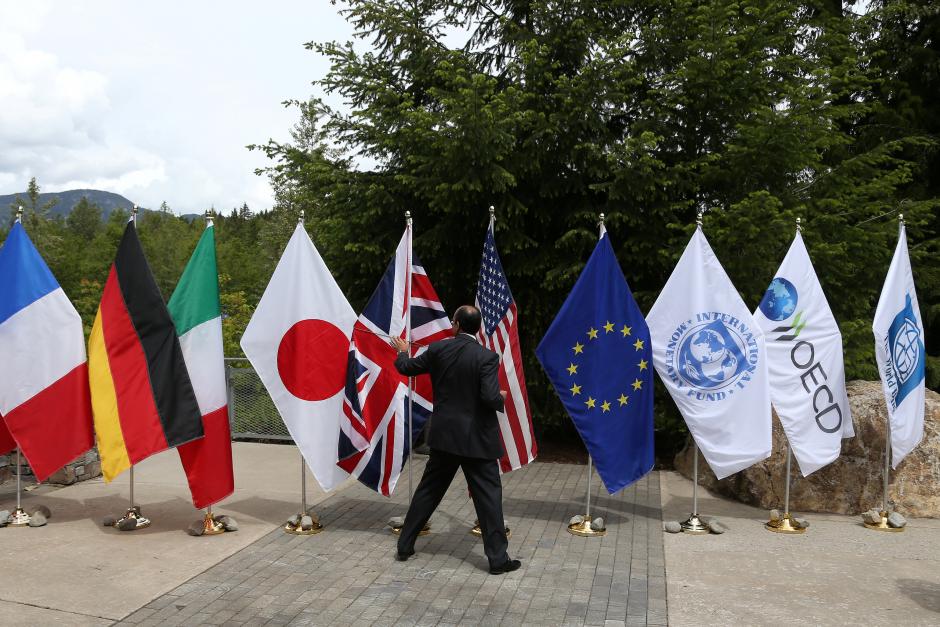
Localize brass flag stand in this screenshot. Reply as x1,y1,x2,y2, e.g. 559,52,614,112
285,452,323,535
567,455,605,537
765,446,806,534
7,448,31,527
680,443,709,534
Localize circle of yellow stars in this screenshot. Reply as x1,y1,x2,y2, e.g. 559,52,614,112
566,320,648,413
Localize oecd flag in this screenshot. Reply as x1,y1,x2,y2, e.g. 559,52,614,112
754,230,853,477
873,224,926,468
646,227,772,479
536,227,654,494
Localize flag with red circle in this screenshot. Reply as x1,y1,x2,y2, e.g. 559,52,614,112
240,223,357,491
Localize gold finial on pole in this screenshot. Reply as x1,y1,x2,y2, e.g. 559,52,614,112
696,210,703,229
796,217,802,233
205,209,214,228
405,210,412,227
298,209,305,225
598,213,605,226
899,212,905,226
489,205,495,221
15,205,23,223
132,205,138,226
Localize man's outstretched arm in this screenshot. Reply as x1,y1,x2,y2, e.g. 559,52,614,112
390,336,433,376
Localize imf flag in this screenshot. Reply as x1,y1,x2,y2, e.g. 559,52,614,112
873,222,926,468
536,227,654,493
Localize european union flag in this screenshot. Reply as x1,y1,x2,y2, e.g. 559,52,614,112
536,231,654,493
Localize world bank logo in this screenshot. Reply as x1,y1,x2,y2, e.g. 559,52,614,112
669,317,759,397
886,293,925,408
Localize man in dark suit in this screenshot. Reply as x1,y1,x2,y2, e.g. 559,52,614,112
390,305,521,575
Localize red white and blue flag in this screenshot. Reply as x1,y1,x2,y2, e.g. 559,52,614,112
0,221,94,480
337,225,451,496
475,217,536,472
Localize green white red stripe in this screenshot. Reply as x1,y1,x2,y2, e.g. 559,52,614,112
168,224,234,508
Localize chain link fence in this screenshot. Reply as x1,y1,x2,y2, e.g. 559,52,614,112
225,358,293,442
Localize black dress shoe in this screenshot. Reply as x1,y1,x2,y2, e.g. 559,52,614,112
489,559,521,575
396,549,415,561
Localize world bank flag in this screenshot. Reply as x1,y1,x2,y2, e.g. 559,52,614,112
536,230,654,493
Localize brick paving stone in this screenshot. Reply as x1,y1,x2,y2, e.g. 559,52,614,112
114,461,665,626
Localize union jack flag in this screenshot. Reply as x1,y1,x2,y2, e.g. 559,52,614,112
475,217,537,472
337,226,451,496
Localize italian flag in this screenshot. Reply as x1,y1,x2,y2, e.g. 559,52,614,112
168,223,234,508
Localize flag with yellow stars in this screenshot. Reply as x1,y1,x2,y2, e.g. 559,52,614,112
536,230,654,493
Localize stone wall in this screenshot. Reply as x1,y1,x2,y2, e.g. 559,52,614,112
675,380,940,517
0,448,102,487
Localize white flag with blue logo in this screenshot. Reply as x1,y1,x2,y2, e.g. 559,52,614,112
873,225,926,468
647,228,772,479
753,231,853,477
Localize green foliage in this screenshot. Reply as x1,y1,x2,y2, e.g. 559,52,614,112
251,0,938,455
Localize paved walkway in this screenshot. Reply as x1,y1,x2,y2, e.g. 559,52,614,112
118,459,667,626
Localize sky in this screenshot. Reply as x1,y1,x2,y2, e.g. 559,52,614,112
0,1,353,214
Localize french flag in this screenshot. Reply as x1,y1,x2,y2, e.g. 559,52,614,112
0,221,94,481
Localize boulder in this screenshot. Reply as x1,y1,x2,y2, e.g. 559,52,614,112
861,509,883,525
187,520,205,536
663,520,682,533
675,381,940,517
34,504,51,519
568,515,584,526
387,516,404,528
286,514,300,527
0,510,10,527
887,512,907,528
590,517,606,531
300,515,314,531
769,509,781,523
793,517,810,529
102,515,116,527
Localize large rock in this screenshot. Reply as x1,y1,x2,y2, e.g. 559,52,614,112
675,380,940,517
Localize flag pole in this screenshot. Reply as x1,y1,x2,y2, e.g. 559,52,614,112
7,210,31,527
391,211,430,536
680,211,710,535
471,206,511,540
865,213,905,532
567,213,607,537
766,218,807,534
112,206,151,531
198,210,226,536
284,210,323,536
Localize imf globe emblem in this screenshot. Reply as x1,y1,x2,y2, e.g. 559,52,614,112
677,320,751,391
758,277,798,321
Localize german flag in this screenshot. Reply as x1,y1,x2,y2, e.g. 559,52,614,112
89,221,204,482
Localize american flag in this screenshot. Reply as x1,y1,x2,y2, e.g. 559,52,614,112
475,218,537,472
336,226,451,496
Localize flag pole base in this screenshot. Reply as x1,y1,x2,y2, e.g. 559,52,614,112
863,510,904,533
284,514,323,535
117,507,151,530
765,513,806,534
470,520,511,539
202,512,225,536
7,507,31,527
680,514,709,535
567,515,606,537
390,522,430,536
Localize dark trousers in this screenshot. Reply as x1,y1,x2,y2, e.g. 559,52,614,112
398,449,509,568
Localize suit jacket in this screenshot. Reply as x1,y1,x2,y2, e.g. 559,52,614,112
394,333,505,459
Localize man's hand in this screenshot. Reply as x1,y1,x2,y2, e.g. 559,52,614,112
389,336,409,352
500,391,508,400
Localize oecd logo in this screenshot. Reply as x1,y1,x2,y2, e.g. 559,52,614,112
885,294,925,409
664,314,760,401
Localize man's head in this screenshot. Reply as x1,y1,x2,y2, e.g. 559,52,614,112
452,305,482,335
